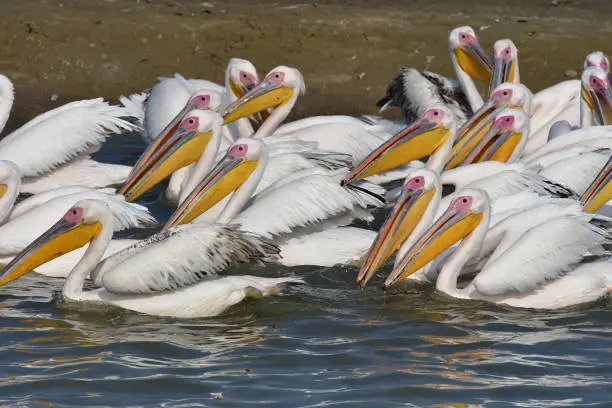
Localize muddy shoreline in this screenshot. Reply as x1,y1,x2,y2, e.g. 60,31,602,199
1,0,612,128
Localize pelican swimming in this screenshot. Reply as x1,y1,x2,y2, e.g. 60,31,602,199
161,137,385,267
0,160,154,277
356,151,580,288
377,26,492,124
518,67,612,196
384,188,612,309
0,75,136,193
119,110,352,209
222,66,396,166
122,58,261,143
0,199,301,318
521,51,610,153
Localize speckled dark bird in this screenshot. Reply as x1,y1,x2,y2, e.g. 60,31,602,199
376,68,473,124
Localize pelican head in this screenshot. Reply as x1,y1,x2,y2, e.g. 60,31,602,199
459,108,529,167
164,138,265,229
226,58,260,100
121,110,223,201
584,51,610,73
223,66,304,125
490,39,519,94
0,200,107,287
357,169,441,287
449,26,493,82
446,85,531,171
490,82,533,113
384,188,489,288
581,157,611,214
343,105,456,184
120,89,223,200
581,66,612,126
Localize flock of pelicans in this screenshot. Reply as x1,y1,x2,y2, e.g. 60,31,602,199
0,26,610,318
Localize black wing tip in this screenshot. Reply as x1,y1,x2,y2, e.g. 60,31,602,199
345,183,386,206
376,96,392,108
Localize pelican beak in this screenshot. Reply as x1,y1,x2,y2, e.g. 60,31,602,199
0,217,101,287
582,85,612,126
228,77,271,126
458,125,523,166
0,184,7,200
229,77,252,100
163,153,259,229
343,119,451,184
120,103,198,196
445,100,502,170
223,80,293,125
384,204,482,288
489,55,518,95
120,129,213,202
453,41,493,82
581,157,611,214
357,185,436,287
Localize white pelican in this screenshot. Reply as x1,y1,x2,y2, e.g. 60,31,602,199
124,58,260,143
523,52,609,153
378,26,493,124
222,66,392,166
0,199,301,318
488,39,519,95
385,188,612,309
119,110,352,206
357,162,579,288
163,138,385,267
0,160,153,277
342,105,458,185
518,68,612,196
445,82,532,170
119,91,227,201
0,76,136,193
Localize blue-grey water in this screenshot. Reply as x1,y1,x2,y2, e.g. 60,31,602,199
0,132,611,407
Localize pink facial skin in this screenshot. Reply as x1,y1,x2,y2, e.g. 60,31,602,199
422,108,445,123
180,116,199,132
265,71,285,84
240,71,258,86
491,88,513,103
495,46,514,61
227,144,249,158
405,175,426,190
65,207,83,222
494,115,515,130
188,94,211,109
452,196,473,211
588,75,610,91
458,32,478,45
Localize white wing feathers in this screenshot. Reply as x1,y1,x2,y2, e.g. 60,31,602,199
0,99,136,177
236,169,384,238
538,152,610,196
119,92,148,127
474,216,609,296
18,157,132,194
99,224,280,294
